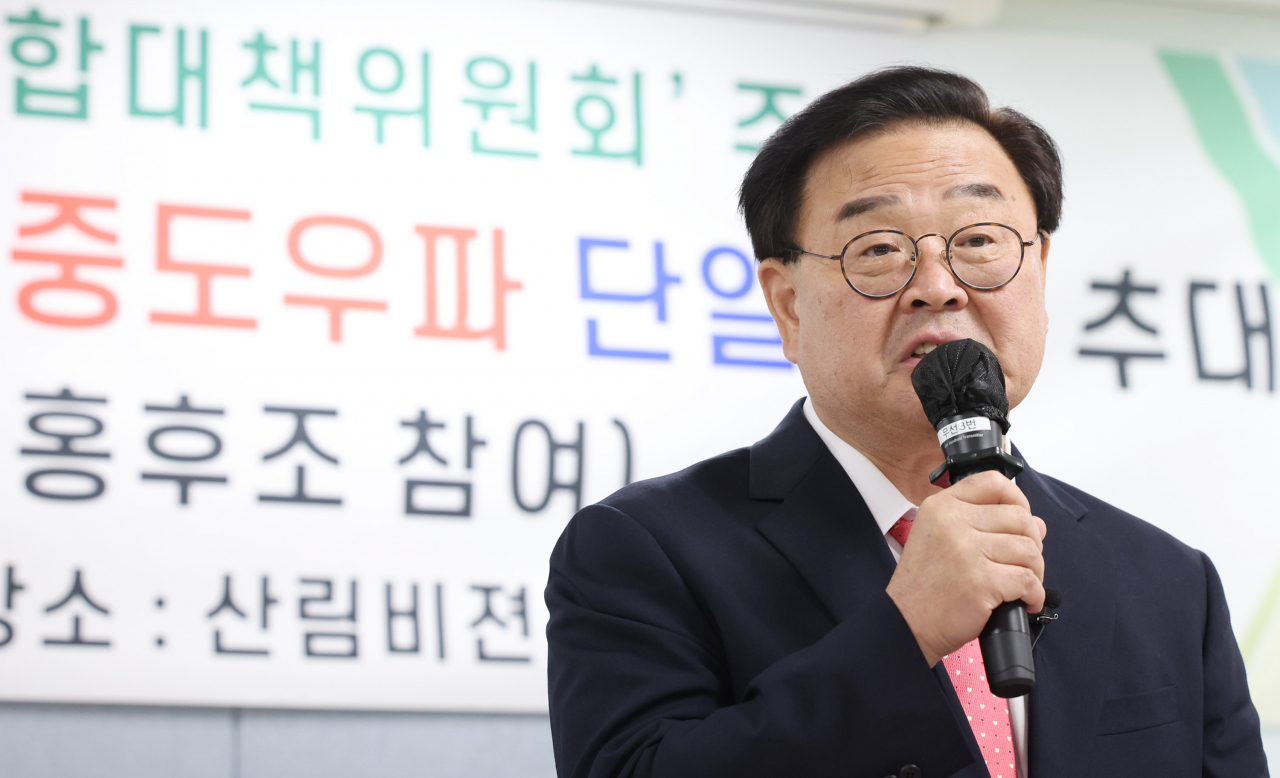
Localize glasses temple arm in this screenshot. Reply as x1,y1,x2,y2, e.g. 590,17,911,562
787,248,843,261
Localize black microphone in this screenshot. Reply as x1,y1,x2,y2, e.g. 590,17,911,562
1032,588,1062,649
1042,587,1062,611
911,338,1035,698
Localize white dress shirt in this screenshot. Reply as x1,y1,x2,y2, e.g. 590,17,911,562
802,397,1030,778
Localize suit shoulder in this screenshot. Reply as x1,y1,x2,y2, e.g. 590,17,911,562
596,446,752,518
1039,472,1204,570
548,446,757,612
556,445,773,558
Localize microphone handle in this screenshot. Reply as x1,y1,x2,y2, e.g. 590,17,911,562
979,601,1035,698
950,458,1036,699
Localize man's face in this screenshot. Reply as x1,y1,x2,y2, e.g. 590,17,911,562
759,121,1051,439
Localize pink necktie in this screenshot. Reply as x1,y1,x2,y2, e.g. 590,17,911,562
889,509,1017,778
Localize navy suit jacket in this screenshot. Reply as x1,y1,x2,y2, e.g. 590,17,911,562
545,399,1267,778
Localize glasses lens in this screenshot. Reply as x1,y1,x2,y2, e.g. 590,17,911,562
949,224,1023,289
841,231,916,296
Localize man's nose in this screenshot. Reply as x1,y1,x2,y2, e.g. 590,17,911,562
900,235,969,311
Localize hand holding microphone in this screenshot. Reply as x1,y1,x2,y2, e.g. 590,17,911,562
886,472,1046,682
885,338,1045,697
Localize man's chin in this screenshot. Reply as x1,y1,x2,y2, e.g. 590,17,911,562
878,382,935,430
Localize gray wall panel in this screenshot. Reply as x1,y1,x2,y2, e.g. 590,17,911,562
0,705,556,778
237,710,555,778
0,703,233,778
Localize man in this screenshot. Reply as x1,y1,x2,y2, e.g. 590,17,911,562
545,67,1266,778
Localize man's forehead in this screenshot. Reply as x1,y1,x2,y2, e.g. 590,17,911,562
801,124,1027,222
836,183,1005,221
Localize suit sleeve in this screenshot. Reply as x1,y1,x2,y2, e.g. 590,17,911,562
1199,552,1269,777
545,503,975,778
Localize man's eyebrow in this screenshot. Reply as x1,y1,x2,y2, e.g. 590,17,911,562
944,182,1004,200
837,195,900,221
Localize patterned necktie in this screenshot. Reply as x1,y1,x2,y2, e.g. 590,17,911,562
888,509,1017,778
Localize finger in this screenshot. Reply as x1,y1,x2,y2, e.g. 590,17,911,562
946,470,1031,511
966,505,1043,550
992,565,1046,614
981,535,1045,580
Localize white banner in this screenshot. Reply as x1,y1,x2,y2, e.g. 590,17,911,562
1,0,1278,717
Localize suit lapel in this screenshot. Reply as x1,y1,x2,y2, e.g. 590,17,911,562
750,400,898,624
754,449,900,624
1018,465,1115,777
750,401,983,765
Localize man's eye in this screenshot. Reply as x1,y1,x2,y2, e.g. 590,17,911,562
963,236,991,248
866,244,899,257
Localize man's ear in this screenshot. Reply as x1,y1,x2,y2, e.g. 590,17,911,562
1037,231,1051,334
758,257,801,365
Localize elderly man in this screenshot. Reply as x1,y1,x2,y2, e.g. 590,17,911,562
545,67,1266,778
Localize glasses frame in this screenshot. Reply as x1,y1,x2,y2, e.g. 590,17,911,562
787,222,1043,299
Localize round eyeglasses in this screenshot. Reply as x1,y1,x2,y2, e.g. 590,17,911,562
787,223,1043,299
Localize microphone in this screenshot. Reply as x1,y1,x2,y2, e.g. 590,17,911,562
1042,587,1062,611
911,338,1035,698
1032,588,1062,649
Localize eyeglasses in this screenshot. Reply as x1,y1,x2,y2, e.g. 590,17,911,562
787,223,1043,299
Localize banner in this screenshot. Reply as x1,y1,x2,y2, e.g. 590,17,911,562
1,0,1277,717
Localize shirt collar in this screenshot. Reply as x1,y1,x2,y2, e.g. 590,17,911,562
802,397,916,538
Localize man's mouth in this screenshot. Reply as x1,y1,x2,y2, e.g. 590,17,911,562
900,332,964,364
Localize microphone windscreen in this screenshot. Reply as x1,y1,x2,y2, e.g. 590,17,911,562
1044,587,1062,610
911,338,1011,432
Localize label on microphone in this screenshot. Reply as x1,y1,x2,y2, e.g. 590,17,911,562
937,416,992,445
